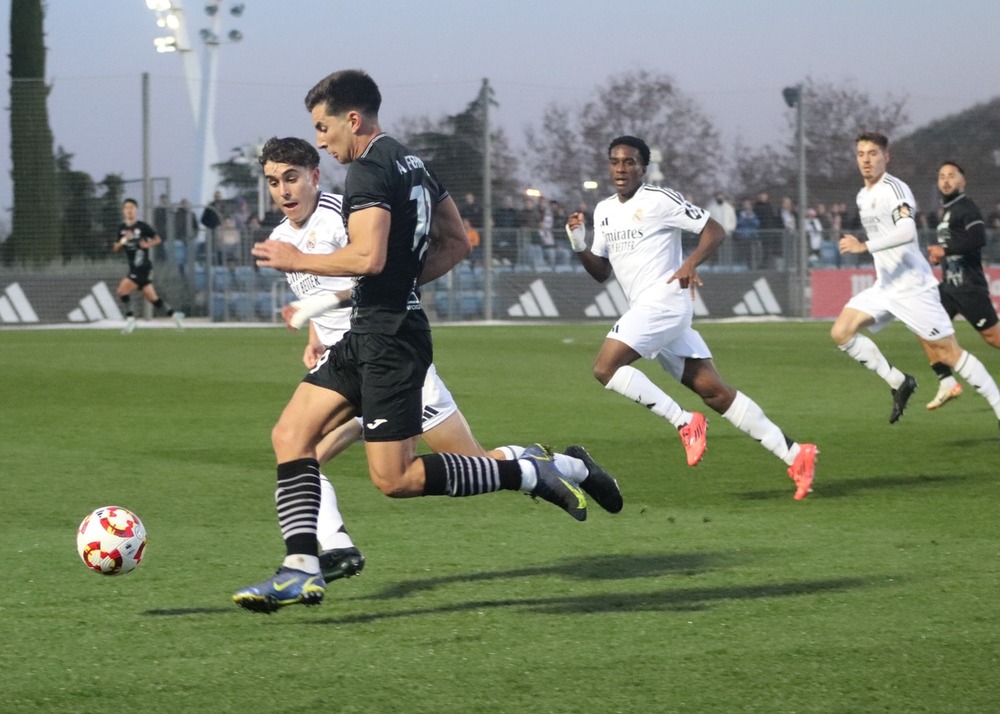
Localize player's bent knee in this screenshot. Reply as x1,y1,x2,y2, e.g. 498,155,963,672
592,364,616,385
368,474,412,498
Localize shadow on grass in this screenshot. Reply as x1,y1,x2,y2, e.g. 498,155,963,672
141,553,726,617
738,473,964,501
365,552,724,600
301,576,877,625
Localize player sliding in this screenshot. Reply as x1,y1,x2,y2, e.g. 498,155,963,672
252,136,622,587
565,135,817,501
831,132,1000,429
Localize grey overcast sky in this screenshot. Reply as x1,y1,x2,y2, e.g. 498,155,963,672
2,0,999,216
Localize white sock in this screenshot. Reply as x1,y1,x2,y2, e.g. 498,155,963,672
606,365,690,428
722,391,794,464
282,554,320,574
954,350,1000,418
554,453,588,484
518,460,538,492
839,335,905,388
317,473,354,552
494,445,525,460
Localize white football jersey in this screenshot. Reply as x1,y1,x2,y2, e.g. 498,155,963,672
268,192,353,347
856,173,936,296
591,184,710,308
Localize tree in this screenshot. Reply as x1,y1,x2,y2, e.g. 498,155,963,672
526,70,726,202
8,0,59,265
397,86,520,205
55,147,104,260
731,77,909,203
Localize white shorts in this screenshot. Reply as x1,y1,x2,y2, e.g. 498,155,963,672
352,362,458,433
845,284,955,341
608,303,713,381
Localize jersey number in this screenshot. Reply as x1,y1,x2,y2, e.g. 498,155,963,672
410,185,431,260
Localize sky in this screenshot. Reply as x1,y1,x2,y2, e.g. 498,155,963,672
2,0,999,222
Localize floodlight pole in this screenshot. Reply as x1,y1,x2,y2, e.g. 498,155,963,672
783,84,808,317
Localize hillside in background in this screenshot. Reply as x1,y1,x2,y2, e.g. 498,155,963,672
883,97,1000,212
801,97,1000,215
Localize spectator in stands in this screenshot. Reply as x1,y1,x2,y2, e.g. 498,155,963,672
519,194,543,246
706,192,737,235
217,215,242,266
780,196,798,233
804,206,824,265
734,198,761,268
461,192,483,229
754,191,781,268
232,197,252,230
492,195,519,265
464,217,482,267
153,193,172,238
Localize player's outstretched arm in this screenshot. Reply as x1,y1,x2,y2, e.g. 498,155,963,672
419,195,471,286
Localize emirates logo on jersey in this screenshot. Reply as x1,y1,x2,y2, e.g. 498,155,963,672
306,230,317,250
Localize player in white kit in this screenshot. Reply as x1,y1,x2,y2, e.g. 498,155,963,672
831,132,1000,429
566,135,817,500
260,137,623,583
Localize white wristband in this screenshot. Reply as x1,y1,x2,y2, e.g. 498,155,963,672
287,293,350,329
565,224,587,252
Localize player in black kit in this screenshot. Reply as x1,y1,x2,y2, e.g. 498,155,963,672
113,198,183,333
924,162,1000,410
234,70,592,613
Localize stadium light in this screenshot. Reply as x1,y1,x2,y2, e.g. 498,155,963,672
153,36,177,53
525,188,542,198
582,180,599,191
145,0,245,212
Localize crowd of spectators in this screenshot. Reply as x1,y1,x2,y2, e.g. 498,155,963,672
154,187,1000,278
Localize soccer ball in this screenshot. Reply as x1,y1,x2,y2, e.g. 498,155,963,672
76,506,147,575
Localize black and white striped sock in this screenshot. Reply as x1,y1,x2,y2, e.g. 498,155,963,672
420,453,521,496
275,458,321,557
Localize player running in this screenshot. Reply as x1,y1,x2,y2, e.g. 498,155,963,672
923,161,1000,409
113,198,184,333
257,136,622,586
832,133,1000,428
566,135,816,501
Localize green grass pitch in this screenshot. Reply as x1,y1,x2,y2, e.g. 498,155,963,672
1,321,997,712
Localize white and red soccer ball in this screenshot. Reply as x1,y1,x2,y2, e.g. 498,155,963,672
77,506,147,575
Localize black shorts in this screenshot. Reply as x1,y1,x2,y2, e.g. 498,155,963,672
126,269,153,288
304,326,432,442
938,285,999,332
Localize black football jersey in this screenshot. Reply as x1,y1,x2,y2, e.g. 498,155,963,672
936,194,987,291
117,221,158,272
343,134,446,334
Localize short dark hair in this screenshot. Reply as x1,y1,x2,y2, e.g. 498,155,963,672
122,198,138,208
305,69,381,118
939,160,965,176
855,132,889,151
608,136,650,167
258,136,319,170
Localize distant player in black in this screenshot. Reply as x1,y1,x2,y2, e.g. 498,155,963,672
113,198,183,333
234,70,591,613
924,161,1000,410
